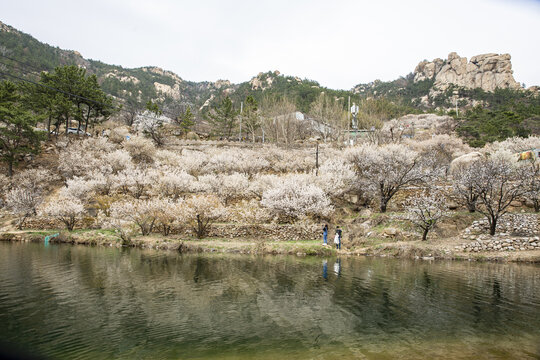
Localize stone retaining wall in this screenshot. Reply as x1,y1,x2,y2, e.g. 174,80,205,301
456,236,539,252
20,217,321,242
458,213,539,252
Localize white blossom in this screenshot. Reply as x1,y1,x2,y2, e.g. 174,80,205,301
184,195,227,238
405,190,447,241
261,175,333,220
346,143,430,212
5,187,42,229
41,196,85,231
110,198,161,235
317,158,356,197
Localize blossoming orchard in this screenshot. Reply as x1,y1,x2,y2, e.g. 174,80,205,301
1,122,540,245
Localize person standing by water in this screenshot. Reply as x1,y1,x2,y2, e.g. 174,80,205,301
322,224,328,245
335,226,342,250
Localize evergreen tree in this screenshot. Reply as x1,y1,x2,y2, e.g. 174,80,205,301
0,81,43,177
178,106,195,135
146,100,162,116
207,97,238,138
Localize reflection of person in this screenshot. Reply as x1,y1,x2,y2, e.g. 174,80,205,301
323,224,328,245
334,259,341,276
322,260,328,280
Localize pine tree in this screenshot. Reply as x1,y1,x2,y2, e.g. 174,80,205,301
0,81,43,177
207,97,238,138
179,106,195,135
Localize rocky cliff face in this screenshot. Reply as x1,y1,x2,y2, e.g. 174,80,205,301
414,52,522,92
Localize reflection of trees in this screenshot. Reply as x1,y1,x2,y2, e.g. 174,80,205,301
0,243,539,358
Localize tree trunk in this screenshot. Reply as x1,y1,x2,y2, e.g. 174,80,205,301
17,214,28,230
84,106,91,133
422,227,429,241
162,224,170,236
379,197,388,213
196,214,204,239
8,161,13,177
489,217,497,236
47,113,52,140
467,201,476,213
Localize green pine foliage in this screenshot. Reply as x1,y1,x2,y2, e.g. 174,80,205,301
0,81,44,176
207,97,238,138
179,107,195,135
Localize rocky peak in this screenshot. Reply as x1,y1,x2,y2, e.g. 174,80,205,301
250,71,278,91
0,21,16,33
414,52,522,92
213,79,231,89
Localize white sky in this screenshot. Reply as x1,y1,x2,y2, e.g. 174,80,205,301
2,0,539,89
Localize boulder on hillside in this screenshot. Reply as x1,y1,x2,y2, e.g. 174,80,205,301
449,151,484,174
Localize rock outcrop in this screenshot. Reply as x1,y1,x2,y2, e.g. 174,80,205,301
414,52,522,92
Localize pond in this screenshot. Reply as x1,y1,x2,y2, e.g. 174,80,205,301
0,242,539,359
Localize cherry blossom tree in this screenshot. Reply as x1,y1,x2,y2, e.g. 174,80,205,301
42,196,85,231
123,135,156,163
5,187,42,229
113,167,157,198
177,149,208,176
134,104,169,146
184,195,226,238
157,168,195,199
230,199,273,224
5,168,56,229
198,173,249,204
405,190,447,241
452,161,481,213
317,158,356,197
346,143,431,212
104,149,133,174
110,198,161,236
61,176,96,201
409,134,471,176
58,138,116,179
155,199,187,236
487,136,540,154
261,175,333,221
472,151,527,235
524,160,540,212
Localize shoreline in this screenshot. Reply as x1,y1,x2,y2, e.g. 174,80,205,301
2,229,540,263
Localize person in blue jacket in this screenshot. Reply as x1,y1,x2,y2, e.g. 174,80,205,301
322,224,328,245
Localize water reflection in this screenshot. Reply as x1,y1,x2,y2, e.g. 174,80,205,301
0,242,539,359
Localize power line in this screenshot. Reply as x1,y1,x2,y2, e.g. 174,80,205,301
0,53,52,74
0,68,115,109
0,65,171,123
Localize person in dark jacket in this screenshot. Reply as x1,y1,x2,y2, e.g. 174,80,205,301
335,226,342,250
322,224,328,245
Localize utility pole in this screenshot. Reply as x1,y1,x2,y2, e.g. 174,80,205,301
315,142,319,176
348,96,351,145
350,102,359,145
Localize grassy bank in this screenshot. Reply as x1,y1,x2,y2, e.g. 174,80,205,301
2,229,540,262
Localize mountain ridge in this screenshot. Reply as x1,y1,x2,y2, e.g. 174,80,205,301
0,20,536,115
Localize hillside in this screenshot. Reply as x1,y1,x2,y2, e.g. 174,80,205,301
1,20,538,123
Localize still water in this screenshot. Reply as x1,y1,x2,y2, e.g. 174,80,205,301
0,242,539,359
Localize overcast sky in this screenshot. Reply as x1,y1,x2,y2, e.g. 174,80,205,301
2,0,539,89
